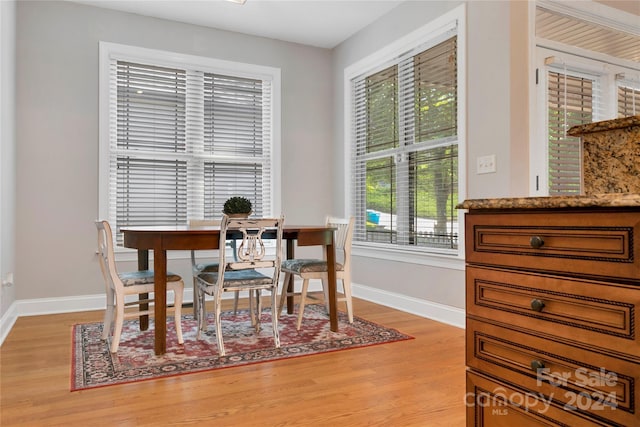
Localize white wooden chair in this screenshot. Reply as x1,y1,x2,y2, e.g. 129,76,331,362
95,220,184,353
278,216,354,330
189,219,240,317
195,215,284,356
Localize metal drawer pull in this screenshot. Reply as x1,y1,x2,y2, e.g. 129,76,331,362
530,299,545,312
530,359,545,372
529,235,544,249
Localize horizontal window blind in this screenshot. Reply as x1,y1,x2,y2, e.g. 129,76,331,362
203,162,264,219
364,65,398,154
413,38,457,142
546,70,594,195
351,31,458,251
202,73,270,218
617,83,639,117
204,74,264,156
108,54,274,246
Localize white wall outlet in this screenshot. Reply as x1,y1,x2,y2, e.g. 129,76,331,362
2,272,14,287
477,154,496,174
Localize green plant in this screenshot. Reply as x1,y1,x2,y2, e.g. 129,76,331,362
223,196,252,215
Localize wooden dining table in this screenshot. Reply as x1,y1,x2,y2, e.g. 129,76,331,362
121,224,338,355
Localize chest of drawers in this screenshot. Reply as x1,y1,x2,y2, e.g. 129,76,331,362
462,203,640,427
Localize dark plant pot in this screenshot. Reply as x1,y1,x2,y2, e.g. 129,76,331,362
225,211,251,219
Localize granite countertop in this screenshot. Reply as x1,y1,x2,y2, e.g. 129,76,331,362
568,115,640,136
456,193,640,210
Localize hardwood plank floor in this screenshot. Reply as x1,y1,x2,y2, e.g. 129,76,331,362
0,298,466,426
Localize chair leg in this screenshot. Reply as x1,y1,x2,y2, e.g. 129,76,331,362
270,288,280,349
254,290,262,332
233,291,240,314
173,287,184,344
196,286,206,339
277,272,292,320
248,291,256,327
321,278,330,314
296,279,310,330
214,294,225,356
192,276,199,321
102,288,115,340
342,277,354,324
110,302,125,353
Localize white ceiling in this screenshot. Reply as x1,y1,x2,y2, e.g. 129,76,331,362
71,0,406,49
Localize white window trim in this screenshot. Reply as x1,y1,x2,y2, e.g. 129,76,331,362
343,4,466,267
98,42,282,257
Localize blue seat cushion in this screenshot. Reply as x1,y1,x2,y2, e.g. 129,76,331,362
198,269,272,287
119,270,182,286
281,258,344,274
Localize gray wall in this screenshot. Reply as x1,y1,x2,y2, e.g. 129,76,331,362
14,1,333,302
9,0,534,318
332,1,531,309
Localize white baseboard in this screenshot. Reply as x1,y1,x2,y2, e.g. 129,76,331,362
0,302,18,346
0,281,464,347
351,282,465,329
0,290,196,347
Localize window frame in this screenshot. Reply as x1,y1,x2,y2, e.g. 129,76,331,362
99,42,282,254
530,0,640,196
343,5,466,268
532,49,640,196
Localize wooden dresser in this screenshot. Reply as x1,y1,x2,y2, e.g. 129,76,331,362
458,194,640,427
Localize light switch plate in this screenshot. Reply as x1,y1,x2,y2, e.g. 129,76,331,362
477,155,496,174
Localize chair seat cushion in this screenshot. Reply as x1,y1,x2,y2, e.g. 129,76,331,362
281,258,344,274
119,270,182,286
198,269,272,287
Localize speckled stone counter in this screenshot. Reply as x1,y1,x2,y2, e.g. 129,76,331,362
457,193,640,210
568,115,640,194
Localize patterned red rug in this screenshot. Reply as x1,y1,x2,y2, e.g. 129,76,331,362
71,304,413,391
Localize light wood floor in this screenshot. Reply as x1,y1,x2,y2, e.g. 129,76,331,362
0,298,466,426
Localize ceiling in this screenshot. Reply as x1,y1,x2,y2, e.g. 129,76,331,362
537,5,640,63
71,0,405,49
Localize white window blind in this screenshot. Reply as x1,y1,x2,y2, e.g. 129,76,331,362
546,69,596,195
351,32,458,251
105,48,276,246
201,74,270,219
617,77,640,117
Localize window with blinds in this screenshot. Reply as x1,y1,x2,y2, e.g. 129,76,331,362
103,46,277,246
535,3,639,196
546,70,594,195
617,82,640,117
351,33,458,251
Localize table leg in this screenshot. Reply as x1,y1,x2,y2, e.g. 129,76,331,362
153,248,168,355
325,239,338,332
137,249,149,331
286,239,295,314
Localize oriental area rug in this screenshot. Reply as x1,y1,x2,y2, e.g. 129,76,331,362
71,304,413,391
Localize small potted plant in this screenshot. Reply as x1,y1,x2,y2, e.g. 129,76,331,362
223,196,252,218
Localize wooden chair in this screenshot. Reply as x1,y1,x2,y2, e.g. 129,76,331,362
278,216,354,330
195,215,284,356
189,219,240,317
95,220,184,353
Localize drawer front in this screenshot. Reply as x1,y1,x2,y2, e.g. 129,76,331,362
466,266,639,358
467,319,639,427
465,210,640,281
466,371,608,427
